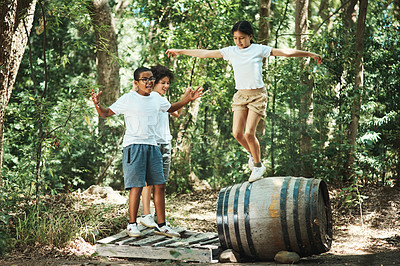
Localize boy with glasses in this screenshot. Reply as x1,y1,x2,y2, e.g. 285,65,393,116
91,67,202,237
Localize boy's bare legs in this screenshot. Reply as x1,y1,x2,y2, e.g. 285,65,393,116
141,185,153,215
128,187,143,223
232,110,261,164
153,184,166,224
153,183,180,237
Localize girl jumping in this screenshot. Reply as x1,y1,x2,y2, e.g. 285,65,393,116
166,20,321,182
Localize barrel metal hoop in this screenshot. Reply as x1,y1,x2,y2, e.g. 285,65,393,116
216,187,228,250
244,182,257,257
233,183,245,255
293,177,306,255
280,176,292,251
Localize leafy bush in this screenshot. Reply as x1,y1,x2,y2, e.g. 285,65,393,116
0,189,129,256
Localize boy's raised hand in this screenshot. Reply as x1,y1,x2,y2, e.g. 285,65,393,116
189,86,203,101
181,87,191,98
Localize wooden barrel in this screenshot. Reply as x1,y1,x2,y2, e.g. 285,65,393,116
216,176,332,260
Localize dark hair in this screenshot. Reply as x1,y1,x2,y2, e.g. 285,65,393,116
134,67,151,81
231,20,255,43
151,64,174,84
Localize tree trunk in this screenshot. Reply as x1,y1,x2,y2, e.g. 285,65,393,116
88,0,121,183
259,0,271,45
296,0,313,177
258,0,271,155
344,0,368,181
88,0,120,107
317,0,333,30
395,0,400,22
343,0,358,28
0,0,37,177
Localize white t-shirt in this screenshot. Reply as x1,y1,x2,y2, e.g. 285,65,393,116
109,91,171,147
155,110,172,144
219,44,272,90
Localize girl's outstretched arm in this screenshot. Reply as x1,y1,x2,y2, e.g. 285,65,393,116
166,49,223,59
271,48,322,65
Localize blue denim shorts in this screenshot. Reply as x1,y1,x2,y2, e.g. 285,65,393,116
122,144,165,189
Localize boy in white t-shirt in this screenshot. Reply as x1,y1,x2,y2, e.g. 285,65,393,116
90,67,202,237
140,65,193,228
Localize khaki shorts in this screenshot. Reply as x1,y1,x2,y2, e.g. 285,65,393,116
232,88,267,116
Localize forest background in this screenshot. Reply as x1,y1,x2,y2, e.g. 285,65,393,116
0,0,399,257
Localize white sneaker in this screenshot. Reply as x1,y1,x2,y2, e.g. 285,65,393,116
153,214,171,226
248,155,255,171
126,223,141,237
141,214,157,228
248,164,266,182
154,225,180,238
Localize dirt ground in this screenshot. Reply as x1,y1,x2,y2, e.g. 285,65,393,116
1,183,400,265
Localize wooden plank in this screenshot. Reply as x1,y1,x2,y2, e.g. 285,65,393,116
166,232,218,247
195,244,221,250
111,227,155,245
195,237,220,246
180,230,198,237
96,244,215,263
96,229,221,263
131,227,187,246
114,237,138,246
189,238,220,248
131,235,167,246
152,238,177,247
97,231,127,244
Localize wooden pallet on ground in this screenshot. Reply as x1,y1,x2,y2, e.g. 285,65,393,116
96,225,221,263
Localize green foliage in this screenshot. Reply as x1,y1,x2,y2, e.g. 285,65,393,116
4,0,114,195
2,0,400,256
4,0,399,189
108,0,400,188
358,1,400,185
0,190,128,255
338,179,368,209
0,188,18,256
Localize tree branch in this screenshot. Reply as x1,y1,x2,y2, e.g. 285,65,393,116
313,0,352,35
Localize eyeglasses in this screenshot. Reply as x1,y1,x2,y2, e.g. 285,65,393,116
138,77,156,83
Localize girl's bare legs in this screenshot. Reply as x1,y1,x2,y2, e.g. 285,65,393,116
232,110,262,164
141,185,153,215
128,187,143,223
232,110,251,151
244,110,262,164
